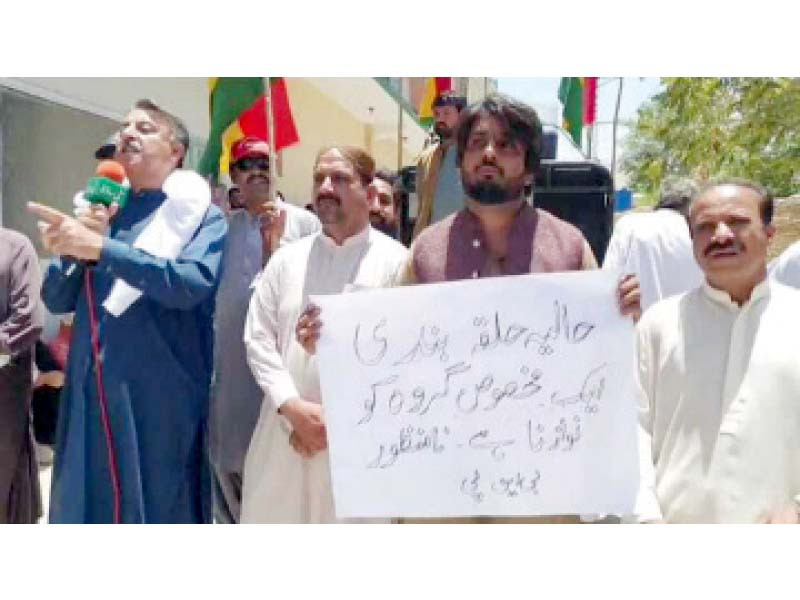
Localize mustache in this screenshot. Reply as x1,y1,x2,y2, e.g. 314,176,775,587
118,140,140,153
315,192,341,204
704,240,739,256
477,159,503,175
246,173,269,184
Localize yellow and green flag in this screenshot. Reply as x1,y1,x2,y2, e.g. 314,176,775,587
198,77,299,178
418,77,453,127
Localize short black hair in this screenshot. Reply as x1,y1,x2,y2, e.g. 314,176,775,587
433,92,467,112
694,178,775,225
134,98,190,167
455,94,544,174
373,168,399,187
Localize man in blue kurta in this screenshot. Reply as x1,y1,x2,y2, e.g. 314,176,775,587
29,100,227,523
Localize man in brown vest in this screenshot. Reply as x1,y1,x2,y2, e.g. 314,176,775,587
401,94,638,308
298,95,640,347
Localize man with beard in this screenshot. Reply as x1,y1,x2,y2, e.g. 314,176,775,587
240,146,407,523
368,169,401,239
403,95,636,289
30,99,227,523
210,137,319,523
634,180,800,523
412,92,467,238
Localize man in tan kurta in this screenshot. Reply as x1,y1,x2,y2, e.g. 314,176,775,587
412,92,467,239
0,227,44,523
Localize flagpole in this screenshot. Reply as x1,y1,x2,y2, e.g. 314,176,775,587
263,77,277,202
611,77,624,183
397,92,403,172
586,124,593,158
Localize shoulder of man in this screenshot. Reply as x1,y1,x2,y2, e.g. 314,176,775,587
534,206,588,244
282,200,321,228
0,226,36,254
201,201,228,229
415,142,443,169
408,212,460,282
771,240,800,279
637,287,697,336
370,228,409,259
414,210,457,247
256,231,319,287
768,278,800,305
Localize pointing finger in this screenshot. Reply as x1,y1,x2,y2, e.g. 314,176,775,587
28,202,68,225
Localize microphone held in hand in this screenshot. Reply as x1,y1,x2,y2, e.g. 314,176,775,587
84,160,129,208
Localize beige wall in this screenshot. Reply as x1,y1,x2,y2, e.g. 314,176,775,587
273,79,426,207
1,78,430,217
272,79,367,206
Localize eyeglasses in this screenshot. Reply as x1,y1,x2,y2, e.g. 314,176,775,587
234,157,270,172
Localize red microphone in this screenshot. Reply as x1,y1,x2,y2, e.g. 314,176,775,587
85,160,129,207
96,160,127,184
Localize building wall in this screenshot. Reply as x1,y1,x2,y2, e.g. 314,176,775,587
1,88,118,253
0,78,434,245
272,78,369,205
272,78,427,205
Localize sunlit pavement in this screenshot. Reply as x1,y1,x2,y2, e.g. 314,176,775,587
36,444,53,524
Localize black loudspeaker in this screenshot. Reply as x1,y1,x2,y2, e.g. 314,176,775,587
540,131,558,160
532,160,614,264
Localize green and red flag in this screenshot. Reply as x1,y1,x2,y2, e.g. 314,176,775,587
558,77,598,147
418,77,453,127
198,77,300,178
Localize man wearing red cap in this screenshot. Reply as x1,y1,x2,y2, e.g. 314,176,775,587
210,136,320,523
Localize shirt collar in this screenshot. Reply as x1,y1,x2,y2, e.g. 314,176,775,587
319,223,372,250
701,276,771,311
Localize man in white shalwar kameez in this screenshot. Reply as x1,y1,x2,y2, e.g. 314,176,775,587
769,239,800,288
241,146,408,523
603,178,703,313
634,180,800,524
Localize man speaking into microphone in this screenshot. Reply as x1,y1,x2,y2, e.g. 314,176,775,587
29,100,227,523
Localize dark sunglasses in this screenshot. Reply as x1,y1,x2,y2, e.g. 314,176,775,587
234,157,270,172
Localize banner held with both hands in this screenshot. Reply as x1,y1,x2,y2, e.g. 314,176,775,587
313,269,638,519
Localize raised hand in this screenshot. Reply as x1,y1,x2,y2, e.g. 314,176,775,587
28,202,104,262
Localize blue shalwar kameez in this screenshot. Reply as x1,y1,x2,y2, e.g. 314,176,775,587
42,190,227,523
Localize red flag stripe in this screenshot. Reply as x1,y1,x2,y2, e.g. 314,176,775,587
582,77,598,126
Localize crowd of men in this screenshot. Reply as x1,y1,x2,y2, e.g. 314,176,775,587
1,90,798,524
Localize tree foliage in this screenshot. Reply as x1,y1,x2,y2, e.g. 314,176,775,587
622,78,800,197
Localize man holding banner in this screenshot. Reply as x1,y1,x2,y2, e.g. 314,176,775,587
240,146,407,523
296,95,641,523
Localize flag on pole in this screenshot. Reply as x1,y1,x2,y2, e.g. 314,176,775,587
418,77,453,127
558,77,598,147
198,77,299,178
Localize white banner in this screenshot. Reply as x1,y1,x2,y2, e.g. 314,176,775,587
313,270,638,519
